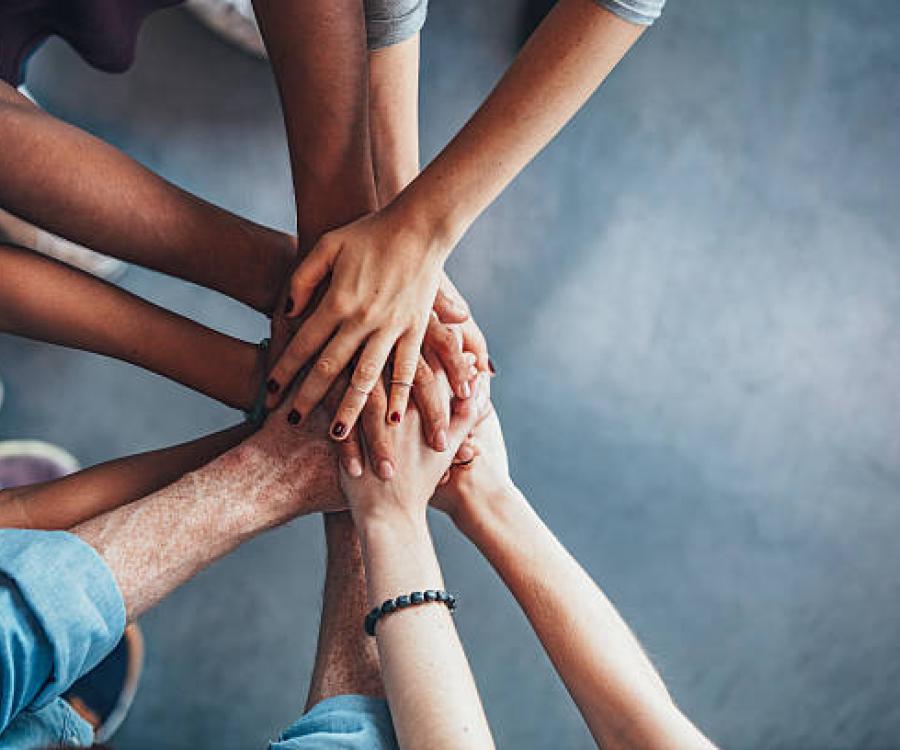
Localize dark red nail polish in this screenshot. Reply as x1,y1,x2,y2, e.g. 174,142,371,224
488,358,497,375
267,378,280,394
287,409,301,425
284,296,294,314
390,411,401,424
332,422,346,438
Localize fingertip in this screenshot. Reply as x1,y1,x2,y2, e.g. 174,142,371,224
344,456,363,478
457,444,476,463
378,460,395,480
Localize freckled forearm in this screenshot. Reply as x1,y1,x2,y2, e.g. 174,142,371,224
73,436,327,620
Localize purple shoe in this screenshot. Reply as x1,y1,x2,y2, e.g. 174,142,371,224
0,440,80,489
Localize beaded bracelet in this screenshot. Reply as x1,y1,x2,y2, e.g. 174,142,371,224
364,590,457,636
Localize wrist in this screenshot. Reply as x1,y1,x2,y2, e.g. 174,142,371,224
385,179,467,263
452,481,526,546
355,505,429,547
220,434,329,526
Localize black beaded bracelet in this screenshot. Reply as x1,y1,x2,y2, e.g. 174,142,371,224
364,590,457,636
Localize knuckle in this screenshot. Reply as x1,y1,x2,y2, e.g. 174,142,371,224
396,360,418,380
371,440,393,460
328,295,354,319
356,360,380,383
414,360,435,385
314,357,337,378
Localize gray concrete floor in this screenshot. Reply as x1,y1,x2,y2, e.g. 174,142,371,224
1,1,899,747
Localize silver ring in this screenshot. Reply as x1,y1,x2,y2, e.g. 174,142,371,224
390,380,414,388
349,381,372,396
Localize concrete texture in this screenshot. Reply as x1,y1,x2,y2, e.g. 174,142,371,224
1,1,899,747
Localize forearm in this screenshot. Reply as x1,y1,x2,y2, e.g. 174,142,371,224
457,486,712,750
73,433,325,620
368,35,421,206
0,84,294,314
0,423,252,530
358,512,494,750
253,0,378,252
0,243,262,410
391,0,643,252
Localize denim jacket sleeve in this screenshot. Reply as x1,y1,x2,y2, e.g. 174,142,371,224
0,529,125,735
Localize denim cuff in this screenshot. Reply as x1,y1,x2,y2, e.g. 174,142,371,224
0,529,126,709
271,694,398,750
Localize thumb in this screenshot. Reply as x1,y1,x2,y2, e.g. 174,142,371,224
287,239,334,318
447,373,490,448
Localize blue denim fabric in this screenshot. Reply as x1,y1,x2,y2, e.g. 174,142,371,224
595,0,666,26
0,529,126,748
270,695,398,750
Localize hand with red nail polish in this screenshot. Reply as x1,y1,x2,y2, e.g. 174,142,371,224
265,209,447,446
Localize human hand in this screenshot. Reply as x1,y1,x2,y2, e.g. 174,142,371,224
341,373,491,527
265,208,448,440
431,272,491,377
267,278,476,480
432,403,517,534
242,374,344,518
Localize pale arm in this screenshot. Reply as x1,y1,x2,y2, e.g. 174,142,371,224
394,0,644,248
342,375,494,749
437,409,715,750
456,486,714,750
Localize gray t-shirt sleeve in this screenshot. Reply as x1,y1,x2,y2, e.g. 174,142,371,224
365,0,429,50
593,0,666,26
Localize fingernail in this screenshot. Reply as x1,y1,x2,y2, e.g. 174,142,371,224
488,358,497,375
287,409,301,425
379,460,395,480
332,422,346,438
266,378,280,394
346,457,363,478
461,381,472,399
434,429,448,452
390,411,401,424
458,445,475,462
469,366,478,379
284,296,294,315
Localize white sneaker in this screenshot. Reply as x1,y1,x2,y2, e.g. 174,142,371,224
186,0,267,58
